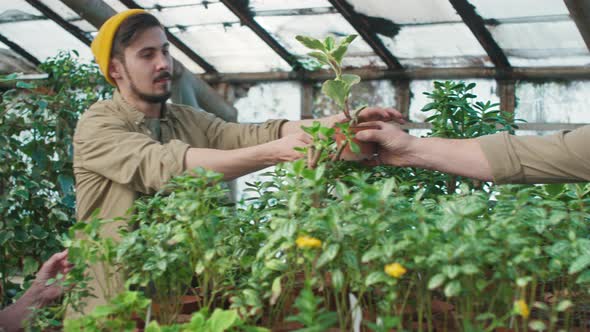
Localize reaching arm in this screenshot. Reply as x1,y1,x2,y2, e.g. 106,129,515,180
184,133,311,180
355,121,494,181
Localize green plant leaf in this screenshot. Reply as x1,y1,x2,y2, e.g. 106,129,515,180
295,35,325,51
557,300,573,312
23,256,39,276
322,79,348,108
207,309,240,332
569,254,590,274
316,243,340,268
331,269,344,290
428,273,446,290
349,141,360,154
324,36,335,50
341,74,361,86
528,320,546,331
307,51,331,66
444,280,461,297
365,271,389,286
270,277,282,305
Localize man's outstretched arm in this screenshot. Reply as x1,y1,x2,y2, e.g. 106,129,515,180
355,121,493,181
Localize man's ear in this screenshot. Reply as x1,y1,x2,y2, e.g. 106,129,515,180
109,58,124,81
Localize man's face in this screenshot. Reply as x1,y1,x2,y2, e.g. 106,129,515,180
111,26,173,104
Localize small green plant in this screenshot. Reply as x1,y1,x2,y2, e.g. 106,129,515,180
0,50,112,306
296,34,365,124
285,281,338,332
296,34,369,164
63,291,150,332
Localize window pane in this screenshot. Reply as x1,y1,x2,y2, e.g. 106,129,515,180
488,21,590,67
250,0,331,11
172,25,291,72
256,13,386,68
515,81,590,123
1,20,92,62
380,23,491,68
470,0,568,19
346,0,460,24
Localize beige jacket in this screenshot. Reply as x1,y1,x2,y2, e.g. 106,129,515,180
71,91,285,314
477,126,590,184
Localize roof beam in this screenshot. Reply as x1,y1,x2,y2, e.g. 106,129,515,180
449,0,511,70
0,33,40,66
201,66,590,83
119,0,217,72
219,0,302,70
564,0,590,52
328,0,404,71
25,0,92,46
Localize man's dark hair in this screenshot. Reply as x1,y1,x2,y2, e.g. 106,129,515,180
111,13,163,60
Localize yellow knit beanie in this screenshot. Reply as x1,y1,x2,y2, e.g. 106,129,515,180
91,9,147,86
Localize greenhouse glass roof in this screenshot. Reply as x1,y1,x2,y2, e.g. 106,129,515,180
0,0,588,78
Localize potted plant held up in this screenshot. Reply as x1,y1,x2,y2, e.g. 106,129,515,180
296,34,377,163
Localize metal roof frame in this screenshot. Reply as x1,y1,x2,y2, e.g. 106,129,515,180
1,0,589,81
118,0,217,73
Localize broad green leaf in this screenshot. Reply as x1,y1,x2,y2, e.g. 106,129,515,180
442,265,460,279
331,45,348,65
265,259,288,272
324,36,335,50
307,51,330,65
295,35,325,51
349,141,360,154
23,256,39,276
557,300,573,312
444,280,461,297
316,243,340,268
331,269,344,290
339,34,357,46
361,246,382,263
322,79,348,108
569,254,590,274
341,74,361,86
428,273,446,290
365,271,389,286
207,309,240,332
270,277,282,305
528,320,546,331
31,224,49,239
461,264,479,275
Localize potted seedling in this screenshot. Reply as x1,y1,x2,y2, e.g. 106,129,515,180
296,34,377,163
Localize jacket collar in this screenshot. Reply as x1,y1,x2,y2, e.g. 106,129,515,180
113,90,174,124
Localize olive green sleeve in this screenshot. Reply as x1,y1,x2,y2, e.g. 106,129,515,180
476,126,590,184
188,109,287,150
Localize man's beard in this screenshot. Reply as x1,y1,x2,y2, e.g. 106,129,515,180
124,64,171,104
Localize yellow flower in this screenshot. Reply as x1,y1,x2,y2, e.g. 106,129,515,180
296,236,322,249
384,263,407,278
515,299,530,319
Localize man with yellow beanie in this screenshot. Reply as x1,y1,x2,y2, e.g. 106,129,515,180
71,9,401,314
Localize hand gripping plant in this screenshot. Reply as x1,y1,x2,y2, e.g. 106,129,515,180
296,34,377,165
